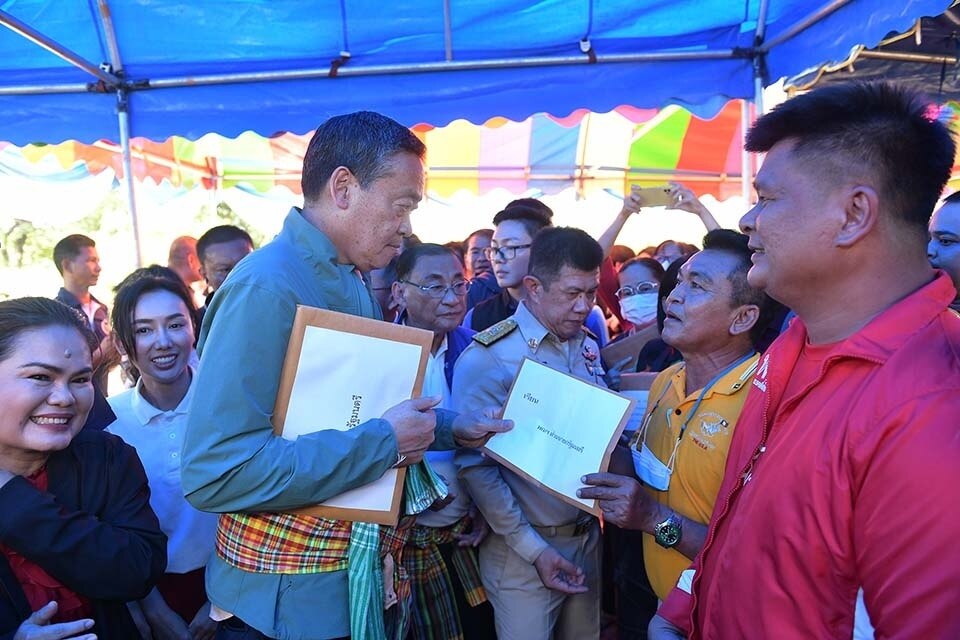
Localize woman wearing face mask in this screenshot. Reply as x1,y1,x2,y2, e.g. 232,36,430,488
106,274,218,640
0,297,166,640
615,258,665,333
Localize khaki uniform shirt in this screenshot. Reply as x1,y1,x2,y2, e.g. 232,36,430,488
452,301,606,563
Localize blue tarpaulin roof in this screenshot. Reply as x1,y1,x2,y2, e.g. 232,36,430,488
0,0,950,144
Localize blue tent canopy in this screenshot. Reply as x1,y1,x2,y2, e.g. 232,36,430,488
0,0,949,144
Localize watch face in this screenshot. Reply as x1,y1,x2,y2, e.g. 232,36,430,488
655,516,682,548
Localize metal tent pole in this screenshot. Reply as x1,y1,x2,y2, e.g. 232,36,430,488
0,9,119,86
758,0,854,53
97,0,143,267
117,96,143,267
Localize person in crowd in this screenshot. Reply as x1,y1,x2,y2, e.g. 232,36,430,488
597,184,719,336
180,111,511,640
579,230,780,638
614,257,666,336
464,229,494,280
648,82,960,639
464,229,501,311
53,234,117,395
443,240,466,266
453,227,606,640
634,257,689,374
391,244,497,640
652,241,686,270
609,245,636,270
195,225,254,303
928,191,960,311
0,297,166,640
464,205,551,331
167,236,201,285
106,274,218,640
370,235,422,323
370,255,403,323
465,201,554,312
167,236,205,307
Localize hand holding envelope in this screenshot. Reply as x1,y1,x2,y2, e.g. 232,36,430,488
381,395,442,466
452,407,514,448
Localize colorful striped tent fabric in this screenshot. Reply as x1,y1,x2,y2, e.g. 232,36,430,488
0,102,747,200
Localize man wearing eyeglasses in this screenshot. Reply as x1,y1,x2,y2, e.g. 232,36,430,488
464,205,552,331
578,230,781,640
392,243,497,640
453,227,607,640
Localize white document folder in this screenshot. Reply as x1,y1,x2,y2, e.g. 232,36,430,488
272,306,433,525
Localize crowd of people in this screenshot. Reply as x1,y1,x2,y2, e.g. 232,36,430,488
0,80,958,640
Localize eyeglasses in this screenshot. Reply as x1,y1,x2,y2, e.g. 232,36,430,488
399,279,471,299
614,282,660,299
483,244,532,261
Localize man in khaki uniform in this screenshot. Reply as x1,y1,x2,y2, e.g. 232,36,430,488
452,227,606,640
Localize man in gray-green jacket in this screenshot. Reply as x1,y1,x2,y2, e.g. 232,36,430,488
181,111,510,640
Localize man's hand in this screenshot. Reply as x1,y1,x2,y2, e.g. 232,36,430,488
533,546,588,594
648,614,687,639
578,472,664,531
141,588,190,640
382,396,441,465
14,602,96,640
453,507,490,547
187,602,217,640
452,408,513,448
602,356,633,391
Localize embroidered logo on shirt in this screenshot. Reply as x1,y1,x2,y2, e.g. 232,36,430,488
698,412,730,437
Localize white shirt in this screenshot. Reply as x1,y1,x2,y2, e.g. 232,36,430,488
107,371,218,573
80,298,102,332
416,335,471,528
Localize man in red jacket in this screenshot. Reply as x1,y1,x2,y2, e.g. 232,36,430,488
650,82,960,639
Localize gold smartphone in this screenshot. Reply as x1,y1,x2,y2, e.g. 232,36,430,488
631,185,673,207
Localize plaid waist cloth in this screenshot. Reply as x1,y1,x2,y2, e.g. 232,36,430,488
403,518,488,640
215,460,448,640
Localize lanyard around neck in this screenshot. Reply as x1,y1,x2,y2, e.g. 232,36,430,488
639,351,755,445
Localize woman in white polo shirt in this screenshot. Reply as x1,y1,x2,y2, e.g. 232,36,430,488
107,270,217,640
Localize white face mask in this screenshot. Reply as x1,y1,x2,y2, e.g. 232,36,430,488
631,442,672,491
619,292,659,326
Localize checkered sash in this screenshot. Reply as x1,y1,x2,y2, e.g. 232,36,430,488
403,517,488,640
348,459,448,640
216,461,447,640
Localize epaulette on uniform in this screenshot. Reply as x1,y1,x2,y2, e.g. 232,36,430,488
473,318,518,346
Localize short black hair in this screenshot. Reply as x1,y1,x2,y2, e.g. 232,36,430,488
701,229,783,347
301,111,426,202
746,82,956,238
528,227,603,286
196,225,254,263
396,243,463,282
111,274,198,370
53,234,95,275
0,297,96,362
505,197,554,219
465,228,494,244
492,205,552,239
